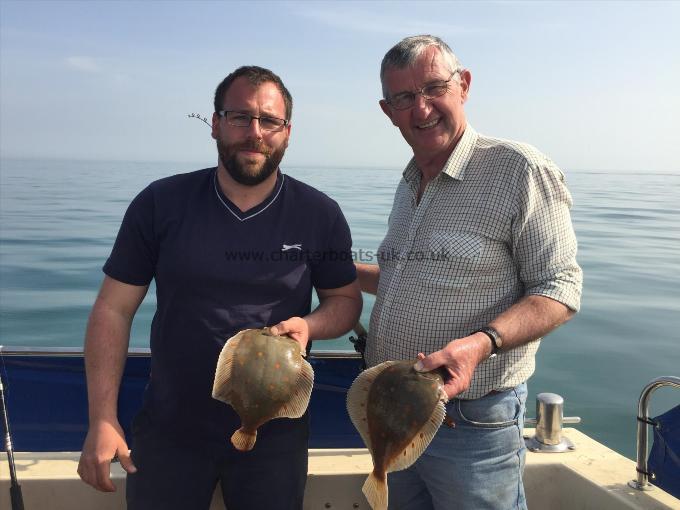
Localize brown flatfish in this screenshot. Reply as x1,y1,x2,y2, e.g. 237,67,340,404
346,360,447,510
212,327,314,451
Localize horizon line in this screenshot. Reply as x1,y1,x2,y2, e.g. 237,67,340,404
1,155,678,176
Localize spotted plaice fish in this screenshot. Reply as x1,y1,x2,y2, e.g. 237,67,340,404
212,328,314,451
347,360,447,510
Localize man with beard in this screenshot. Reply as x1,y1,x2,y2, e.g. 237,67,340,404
77,66,362,510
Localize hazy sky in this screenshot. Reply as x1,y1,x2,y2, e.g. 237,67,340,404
1,1,678,172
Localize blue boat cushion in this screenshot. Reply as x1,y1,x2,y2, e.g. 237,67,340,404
2,353,364,452
648,403,680,499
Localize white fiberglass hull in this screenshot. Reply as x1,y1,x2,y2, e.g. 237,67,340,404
2,428,678,510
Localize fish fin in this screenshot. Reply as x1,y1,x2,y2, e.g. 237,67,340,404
212,330,249,403
387,400,445,473
346,361,400,451
231,427,257,451
362,471,388,510
271,358,314,419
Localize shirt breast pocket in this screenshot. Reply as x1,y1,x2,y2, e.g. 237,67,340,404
418,231,483,289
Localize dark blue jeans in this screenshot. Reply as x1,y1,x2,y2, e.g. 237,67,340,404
126,413,309,510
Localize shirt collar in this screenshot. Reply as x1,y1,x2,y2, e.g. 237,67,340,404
403,125,479,182
213,168,285,222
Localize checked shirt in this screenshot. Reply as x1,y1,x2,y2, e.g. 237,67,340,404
364,126,583,399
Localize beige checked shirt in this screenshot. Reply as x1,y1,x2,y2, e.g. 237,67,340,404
365,126,583,399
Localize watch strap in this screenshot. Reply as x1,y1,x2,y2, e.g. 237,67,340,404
473,326,502,357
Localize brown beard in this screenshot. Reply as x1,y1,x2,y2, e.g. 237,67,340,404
217,138,285,186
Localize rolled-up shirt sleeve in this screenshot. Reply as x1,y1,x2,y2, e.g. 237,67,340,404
512,159,583,312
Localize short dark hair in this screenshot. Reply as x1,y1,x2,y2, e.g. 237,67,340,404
213,66,293,120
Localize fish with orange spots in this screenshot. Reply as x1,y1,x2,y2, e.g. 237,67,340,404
346,360,448,510
212,327,314,451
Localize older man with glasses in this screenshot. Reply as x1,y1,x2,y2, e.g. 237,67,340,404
356,35,583,509
77,65,362,510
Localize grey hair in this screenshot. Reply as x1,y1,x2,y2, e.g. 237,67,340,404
380,35,462,99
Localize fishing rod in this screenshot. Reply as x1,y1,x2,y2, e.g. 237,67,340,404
0,367,25,510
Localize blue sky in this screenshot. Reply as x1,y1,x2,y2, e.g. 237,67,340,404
1,0,678,172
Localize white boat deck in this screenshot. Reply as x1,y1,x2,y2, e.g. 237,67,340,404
2,428,678,509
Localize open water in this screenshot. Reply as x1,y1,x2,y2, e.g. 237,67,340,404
0,157,678,459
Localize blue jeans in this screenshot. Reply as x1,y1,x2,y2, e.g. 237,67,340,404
388,383,528,510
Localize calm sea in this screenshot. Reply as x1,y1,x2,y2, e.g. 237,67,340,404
1,158,678,459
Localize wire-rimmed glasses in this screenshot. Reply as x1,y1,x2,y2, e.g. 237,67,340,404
385,70,461,110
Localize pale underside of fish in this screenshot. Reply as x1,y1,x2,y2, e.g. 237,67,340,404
347,360,447,510
212,327,314,451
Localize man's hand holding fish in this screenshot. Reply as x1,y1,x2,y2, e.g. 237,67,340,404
413,332,493,399
269,317,310,351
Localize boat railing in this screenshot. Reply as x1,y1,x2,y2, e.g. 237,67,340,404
0,345,151,357
0,345,362,359
629,375,680,491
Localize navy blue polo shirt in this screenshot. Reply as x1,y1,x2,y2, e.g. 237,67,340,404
103,167,356,444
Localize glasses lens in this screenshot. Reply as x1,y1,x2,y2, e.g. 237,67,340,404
422,83,448,99
390,93,415,110
226,112,251,127
259,117,286,131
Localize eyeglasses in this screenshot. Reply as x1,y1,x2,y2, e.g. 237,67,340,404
385,70,460,111
217,110,289,132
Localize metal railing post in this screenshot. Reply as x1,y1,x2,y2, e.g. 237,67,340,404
628,376,680,491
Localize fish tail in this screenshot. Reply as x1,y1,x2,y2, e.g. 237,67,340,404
362,471,388,510
231,428,257,451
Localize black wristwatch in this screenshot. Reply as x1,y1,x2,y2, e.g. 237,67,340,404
473,326,503,357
